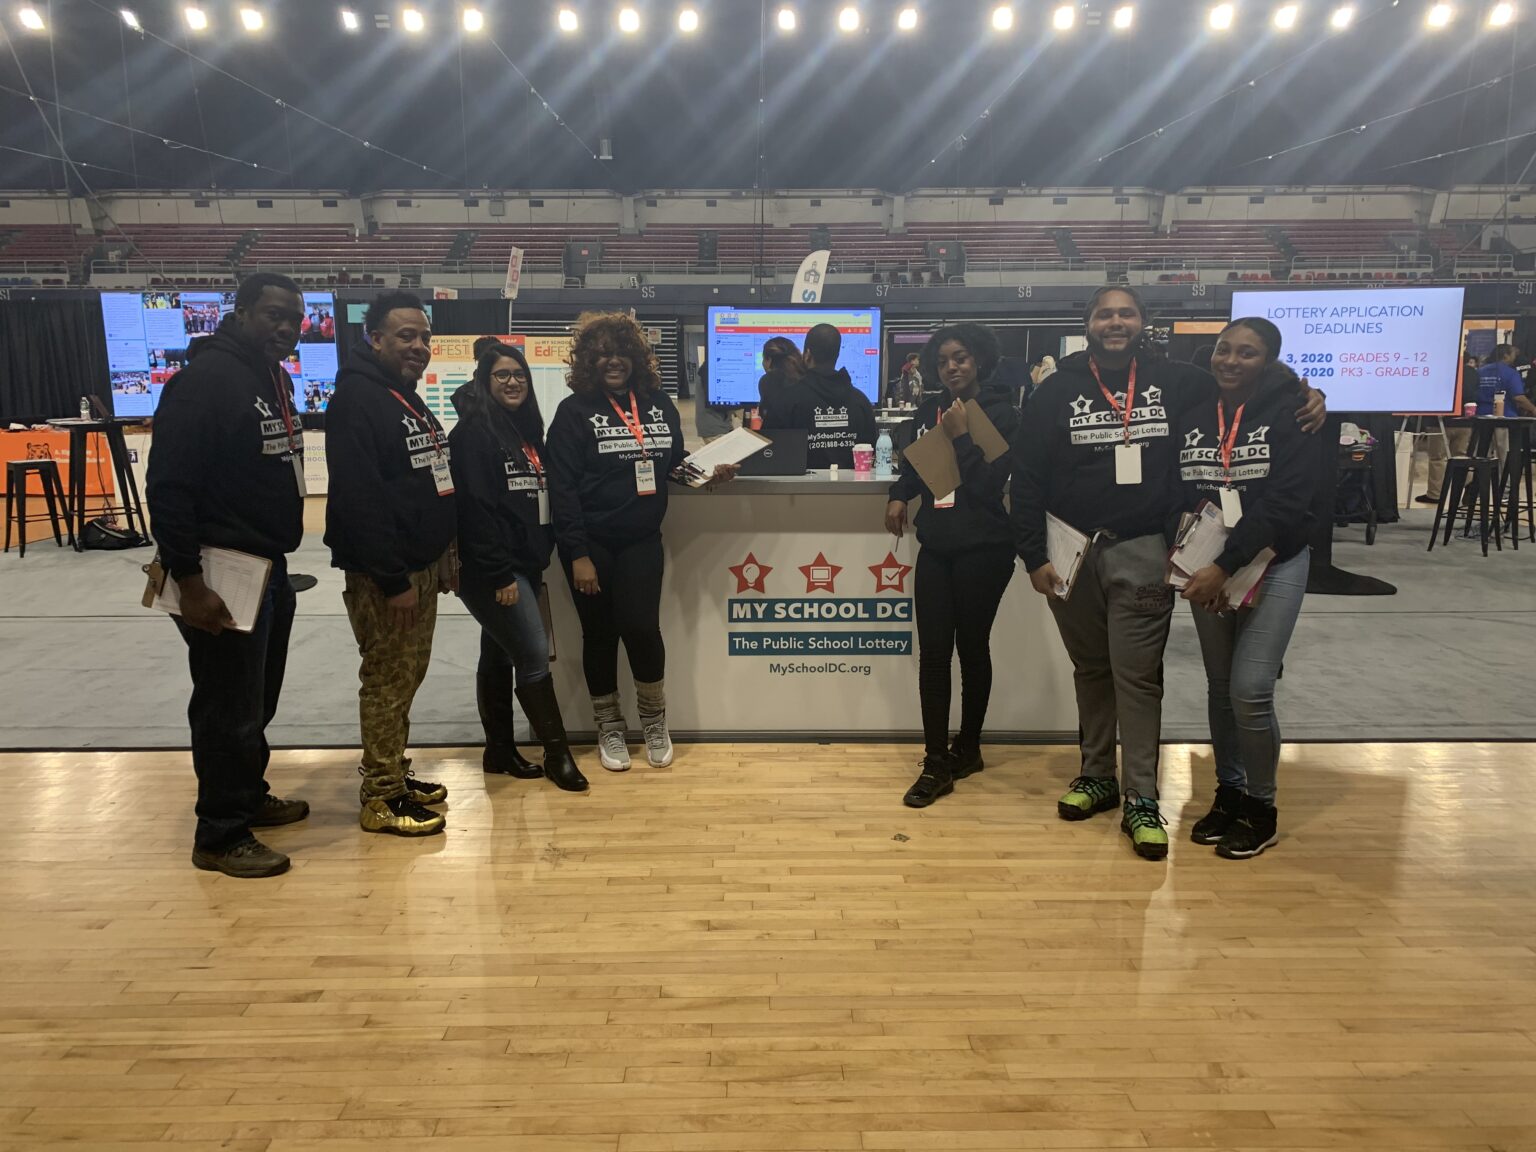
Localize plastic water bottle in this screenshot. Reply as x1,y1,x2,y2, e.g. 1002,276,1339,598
78,396,91,421
874,429,894,478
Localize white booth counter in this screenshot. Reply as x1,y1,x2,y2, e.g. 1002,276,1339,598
543,471,1079,740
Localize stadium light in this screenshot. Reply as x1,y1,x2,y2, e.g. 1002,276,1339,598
1112,4,1134,28
619,6,641,32
340,7,359,30
1489,2,1514,24
1053,5,1075,29
991,5,1014,30
1273,4,1299,28
462,7,484,32
183,5,208,30
1329,4,1353,26
1209,3,1235,29
239,7,264,31
679,6,700,32
897,6,918,30
1426,3,1454,25
558,6,578,31
120,7,140,29
18,5,43,30
401,6,424,31
777,6,796,30
838,6,860,31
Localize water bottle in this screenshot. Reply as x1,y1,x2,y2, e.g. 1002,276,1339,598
78,396,91,421
874,429,894,478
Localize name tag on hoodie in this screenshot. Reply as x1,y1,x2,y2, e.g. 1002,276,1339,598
293,455,307,499
1220,486,1243,527
431,454,454,496
933,490,956,509
538,488,552,525
635,459,657,496
1114,443,1142,486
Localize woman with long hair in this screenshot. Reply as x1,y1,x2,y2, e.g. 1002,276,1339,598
449,343,586,792
1174,318,1317,859
757,336,806,414
886,323,1019,807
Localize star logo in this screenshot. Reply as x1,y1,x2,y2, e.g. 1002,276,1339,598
868,551,913,594
647,405,664,423
1070,394,1094,416
253,397,273,419
1184,427,1204,448
814,406,826,418
1142,384,1162,405
728,552,773,594
799,551,842,594
1246,425,1270,444
401,412,421,435
589,413,610,429
838,406,848,418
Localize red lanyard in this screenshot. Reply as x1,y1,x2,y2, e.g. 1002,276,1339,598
1217,399,1246,484
607,390,650,458
270,368,299,446
387,388,445,455
521,440,544,479
1088,357,1137,444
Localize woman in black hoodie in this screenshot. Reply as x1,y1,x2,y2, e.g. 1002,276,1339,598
1173,317,1316,861
886,323,1020,808
449,344,586,794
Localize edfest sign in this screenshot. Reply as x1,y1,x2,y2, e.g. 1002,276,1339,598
419,333,573,428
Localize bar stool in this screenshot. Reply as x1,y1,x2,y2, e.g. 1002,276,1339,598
4,459,73,557
1429,454,1502,556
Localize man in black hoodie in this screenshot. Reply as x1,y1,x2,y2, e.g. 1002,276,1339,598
325,291,457,838
762,323,878,469
147,272,310,879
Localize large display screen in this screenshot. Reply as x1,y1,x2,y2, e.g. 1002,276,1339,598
706,307,882,406
1229,286,1466,414
102,290,340,416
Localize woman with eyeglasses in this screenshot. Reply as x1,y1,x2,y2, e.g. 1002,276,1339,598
449,343,586,793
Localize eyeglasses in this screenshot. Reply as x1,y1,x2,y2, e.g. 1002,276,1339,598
491,369,529,384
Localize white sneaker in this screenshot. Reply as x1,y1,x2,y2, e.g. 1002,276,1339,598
597,728,631,772
642,716,674,767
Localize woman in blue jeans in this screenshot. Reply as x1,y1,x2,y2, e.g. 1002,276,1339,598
1173,317,1317,859
448,343,587,792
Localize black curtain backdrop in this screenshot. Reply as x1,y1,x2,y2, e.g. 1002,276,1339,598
0,299,108,425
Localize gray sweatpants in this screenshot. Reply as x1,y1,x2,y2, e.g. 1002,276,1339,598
1047,532,1174,801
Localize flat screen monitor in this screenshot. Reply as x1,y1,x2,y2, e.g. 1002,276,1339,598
1229,286,1466,414
101,290,340,416
706,307,882,407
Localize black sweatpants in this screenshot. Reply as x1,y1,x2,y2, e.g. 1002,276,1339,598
562,533,666,697
914,545,1015,756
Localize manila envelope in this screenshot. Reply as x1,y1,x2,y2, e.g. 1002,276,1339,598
901,424,961,498
963,399,1012,462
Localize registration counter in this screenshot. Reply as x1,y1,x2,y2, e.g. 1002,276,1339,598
541,471,1080,740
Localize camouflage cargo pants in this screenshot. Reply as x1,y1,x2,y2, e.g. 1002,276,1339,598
343,565,440,803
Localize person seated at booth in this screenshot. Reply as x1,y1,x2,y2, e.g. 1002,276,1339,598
761,323,877,469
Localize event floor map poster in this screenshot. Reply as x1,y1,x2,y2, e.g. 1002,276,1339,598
101,291,339,417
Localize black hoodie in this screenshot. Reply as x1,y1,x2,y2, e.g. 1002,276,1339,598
888,382,1020,554
545,386,687,559
448,393,555,590
1170,364,1318,573
146,316,304,579
762,364,878,469
323,343,457,595
1010,350,1217,572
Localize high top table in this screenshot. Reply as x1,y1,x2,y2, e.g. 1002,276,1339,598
44,417,150,551
1444,415,1536,548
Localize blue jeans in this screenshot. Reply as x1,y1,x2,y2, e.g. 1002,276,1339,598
1190,549,1309,803
459,574,551,686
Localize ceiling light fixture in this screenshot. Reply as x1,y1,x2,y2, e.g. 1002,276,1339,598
120,7,140,28
401,6,424,31
462,7,483,31
838,5,860,31
897,6,917,29
1489,1,1514,24
558,6,578,30
183,5,208,30
991,5,1014,30
239,7,263,31
340,7,359,30
1426,2,1454,24
777,5,796,30
1329,4,1354,26
18,5,43,29
1112,4,1134,28
1053,4,1076,28
1273,4,1299,28
619,6,641,32
679,6,700,31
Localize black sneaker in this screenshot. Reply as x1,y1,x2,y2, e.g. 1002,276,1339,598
360,795,446,837
249,794,310,828
191,834,290,878
902,755,955,808
404,768,448,805
1217,795,1278,860
1189,783,1243,845
948,738,985,779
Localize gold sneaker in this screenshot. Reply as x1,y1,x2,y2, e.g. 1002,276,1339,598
360,796,446,837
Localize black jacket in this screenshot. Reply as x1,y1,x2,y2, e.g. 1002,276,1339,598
448,409,554,589
1171,364,1318,573
888,383,1020,554
323,343,457,595
762,365,878,469
1011,351,1216,571
757,367,796,412
145,317,304,579
546,387,687,559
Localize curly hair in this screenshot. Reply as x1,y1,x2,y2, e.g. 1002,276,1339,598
919,322,1002,392
566,311,664,397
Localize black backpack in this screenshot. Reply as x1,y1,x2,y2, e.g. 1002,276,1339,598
81,518,148,550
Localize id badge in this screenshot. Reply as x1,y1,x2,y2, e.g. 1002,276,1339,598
292,453,308,499
1220,486,1243,527
431,454,455,496
1114,443,1142,486
538,487,552,525
933,490,957,509
635,458,657,496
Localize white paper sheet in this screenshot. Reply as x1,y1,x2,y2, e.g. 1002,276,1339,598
1046,513,1093,599
150,547,273,634
677,427,770,486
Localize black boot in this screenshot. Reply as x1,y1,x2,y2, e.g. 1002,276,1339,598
515,678,589,793
477,653,541,778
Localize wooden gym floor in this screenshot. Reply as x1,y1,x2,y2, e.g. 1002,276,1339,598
0,740,1533,1151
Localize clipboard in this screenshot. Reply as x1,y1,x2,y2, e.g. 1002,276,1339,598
962,399,1011,463
142,547,273,633
900,424,962,499
1046,513,1099,600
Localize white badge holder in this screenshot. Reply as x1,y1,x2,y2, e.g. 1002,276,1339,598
1220,486,1243,527
1114,442,1142,485
635,458,657,495
431,454,455,496
538,487,552,525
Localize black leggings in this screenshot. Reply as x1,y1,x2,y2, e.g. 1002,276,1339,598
915,545,1015,756
562,533,666,697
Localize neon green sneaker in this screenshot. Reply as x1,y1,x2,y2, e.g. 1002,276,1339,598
1121,791,1169,860
1057,775,1120,821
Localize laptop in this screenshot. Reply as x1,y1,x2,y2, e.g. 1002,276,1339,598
738,429,809,476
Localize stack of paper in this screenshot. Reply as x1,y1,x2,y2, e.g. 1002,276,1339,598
1167,501,1273,607
674,427,769,487
143,546,273,633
